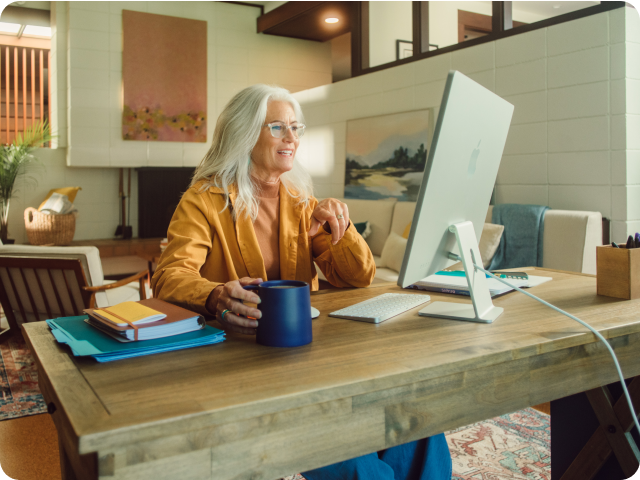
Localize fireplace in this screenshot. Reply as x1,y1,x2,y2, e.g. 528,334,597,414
137,167,195,238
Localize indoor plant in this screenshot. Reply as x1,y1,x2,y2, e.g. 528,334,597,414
0,121,53,243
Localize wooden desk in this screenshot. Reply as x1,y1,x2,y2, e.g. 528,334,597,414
22,269,640,480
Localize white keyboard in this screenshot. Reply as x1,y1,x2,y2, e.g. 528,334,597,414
329,293,431,324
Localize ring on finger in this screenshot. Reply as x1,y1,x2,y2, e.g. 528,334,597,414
221,309,231,321
336,213,344,220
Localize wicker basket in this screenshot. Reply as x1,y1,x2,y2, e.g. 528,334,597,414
24,207,77,246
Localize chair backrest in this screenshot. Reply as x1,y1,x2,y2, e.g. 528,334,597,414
0,245,109,306
0,256,93,331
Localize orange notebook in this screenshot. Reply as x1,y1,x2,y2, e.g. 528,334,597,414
84,298,204,342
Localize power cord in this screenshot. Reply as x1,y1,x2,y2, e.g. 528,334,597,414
454,254,640,435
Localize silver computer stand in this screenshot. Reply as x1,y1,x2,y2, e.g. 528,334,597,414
418,221,503,323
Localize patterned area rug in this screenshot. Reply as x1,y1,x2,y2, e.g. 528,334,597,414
448,408,550,479
0,337,47,421
281,408,550,480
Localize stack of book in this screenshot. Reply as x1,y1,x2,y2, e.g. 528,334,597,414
46,298,225,362
85,298,205,341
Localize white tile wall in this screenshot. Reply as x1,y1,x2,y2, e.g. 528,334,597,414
547,46,609,88
627,78,640,114
63,1,332,168
496,154,548,185
495,59,546,97
548,151,610,185
293,9,640,241
548,116,609,153
547,11,609,56
547,82,609,120
37,7,640,242
495,28,546,67
495,185,548,205
549,185,611,217
503,91,546,125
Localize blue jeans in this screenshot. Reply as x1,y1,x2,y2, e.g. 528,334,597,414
302,434,452,480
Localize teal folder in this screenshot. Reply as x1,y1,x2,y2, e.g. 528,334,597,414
47,316,225,363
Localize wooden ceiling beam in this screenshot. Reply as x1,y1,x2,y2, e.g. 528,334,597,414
257,2,325,34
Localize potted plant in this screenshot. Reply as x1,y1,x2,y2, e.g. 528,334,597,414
0,121,54,243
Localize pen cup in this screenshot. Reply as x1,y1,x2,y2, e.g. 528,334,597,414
596,245,640,299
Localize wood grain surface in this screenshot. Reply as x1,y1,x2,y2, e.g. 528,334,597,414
23,269,640,480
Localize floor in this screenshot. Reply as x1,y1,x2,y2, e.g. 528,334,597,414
0,414,61,480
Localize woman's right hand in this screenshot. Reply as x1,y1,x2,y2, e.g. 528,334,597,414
209,277,263,335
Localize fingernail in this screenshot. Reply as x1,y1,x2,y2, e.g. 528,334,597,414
253,321,259,328
256,311,262,319
255,297,261,304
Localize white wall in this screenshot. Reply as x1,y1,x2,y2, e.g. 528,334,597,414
369,1,412,68
4,1,332,243
57,1,332,168
293,7,640,243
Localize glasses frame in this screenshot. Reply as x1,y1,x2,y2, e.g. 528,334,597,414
264,122,306,139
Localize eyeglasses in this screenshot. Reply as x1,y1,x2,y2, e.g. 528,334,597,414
264,122,306,139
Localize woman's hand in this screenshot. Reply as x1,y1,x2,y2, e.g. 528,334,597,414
208,277,263,335
308,198,351,245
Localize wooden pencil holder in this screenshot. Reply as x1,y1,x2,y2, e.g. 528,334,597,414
596,245,640,299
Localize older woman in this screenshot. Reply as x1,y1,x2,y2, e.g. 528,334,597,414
151,85,451,480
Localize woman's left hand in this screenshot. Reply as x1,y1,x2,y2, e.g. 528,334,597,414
308,198,350,245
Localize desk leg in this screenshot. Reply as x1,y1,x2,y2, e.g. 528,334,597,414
552,377,640,480
58,437,79,480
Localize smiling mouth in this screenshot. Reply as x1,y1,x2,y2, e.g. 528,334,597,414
277,150,293,157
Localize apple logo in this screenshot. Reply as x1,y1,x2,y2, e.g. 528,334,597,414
468,140,481,176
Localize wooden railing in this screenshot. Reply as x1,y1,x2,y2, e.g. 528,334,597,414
0,45,50,145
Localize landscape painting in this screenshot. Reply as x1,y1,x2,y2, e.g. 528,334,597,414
122,10,207,142
345,110,431,201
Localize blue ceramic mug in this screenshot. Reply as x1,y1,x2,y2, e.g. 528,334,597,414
243,280,312,347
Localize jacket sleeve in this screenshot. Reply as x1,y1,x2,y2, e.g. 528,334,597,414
311,220,376,288
151,187,221,316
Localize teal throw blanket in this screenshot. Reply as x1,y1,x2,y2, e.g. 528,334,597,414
487,204,549,271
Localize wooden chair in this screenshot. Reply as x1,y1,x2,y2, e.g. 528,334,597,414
0,247,148,339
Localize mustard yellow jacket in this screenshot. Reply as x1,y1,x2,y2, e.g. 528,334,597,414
151,180,376,316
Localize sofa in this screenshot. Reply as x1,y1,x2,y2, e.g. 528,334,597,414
317,199,603,285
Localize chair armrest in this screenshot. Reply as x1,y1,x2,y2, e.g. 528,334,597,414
83,270,149,292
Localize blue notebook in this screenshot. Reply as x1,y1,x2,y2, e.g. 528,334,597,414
47,316,225,363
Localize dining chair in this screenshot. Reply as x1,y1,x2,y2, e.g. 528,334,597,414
0,245,148,339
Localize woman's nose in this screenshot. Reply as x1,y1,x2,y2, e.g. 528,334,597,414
283,127,296,141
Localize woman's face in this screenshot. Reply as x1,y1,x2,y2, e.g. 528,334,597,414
250,100,300,182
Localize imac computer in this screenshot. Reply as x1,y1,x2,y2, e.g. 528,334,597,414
397,70,514,323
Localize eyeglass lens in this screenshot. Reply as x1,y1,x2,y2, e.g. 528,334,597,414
269,123,305,138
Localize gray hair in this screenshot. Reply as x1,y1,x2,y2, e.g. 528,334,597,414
191,84,313,221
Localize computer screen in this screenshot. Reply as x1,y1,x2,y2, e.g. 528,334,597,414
397,71,514,291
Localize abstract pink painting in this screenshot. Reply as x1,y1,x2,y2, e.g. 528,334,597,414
122,10,207,142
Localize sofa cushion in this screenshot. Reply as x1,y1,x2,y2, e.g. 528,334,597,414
391,202,417,238
380,232,407,273
479,223,504,268
375,267,399,283
336,198,397,256
542,210,602,275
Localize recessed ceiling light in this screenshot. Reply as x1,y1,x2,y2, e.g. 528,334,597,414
23,25,52,37
553,5,561,8
0,22,21,34
325,17,339,24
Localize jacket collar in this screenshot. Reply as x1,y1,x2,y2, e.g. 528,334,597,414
203,179,307,281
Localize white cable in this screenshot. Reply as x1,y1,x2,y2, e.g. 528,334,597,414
455,254,640,435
